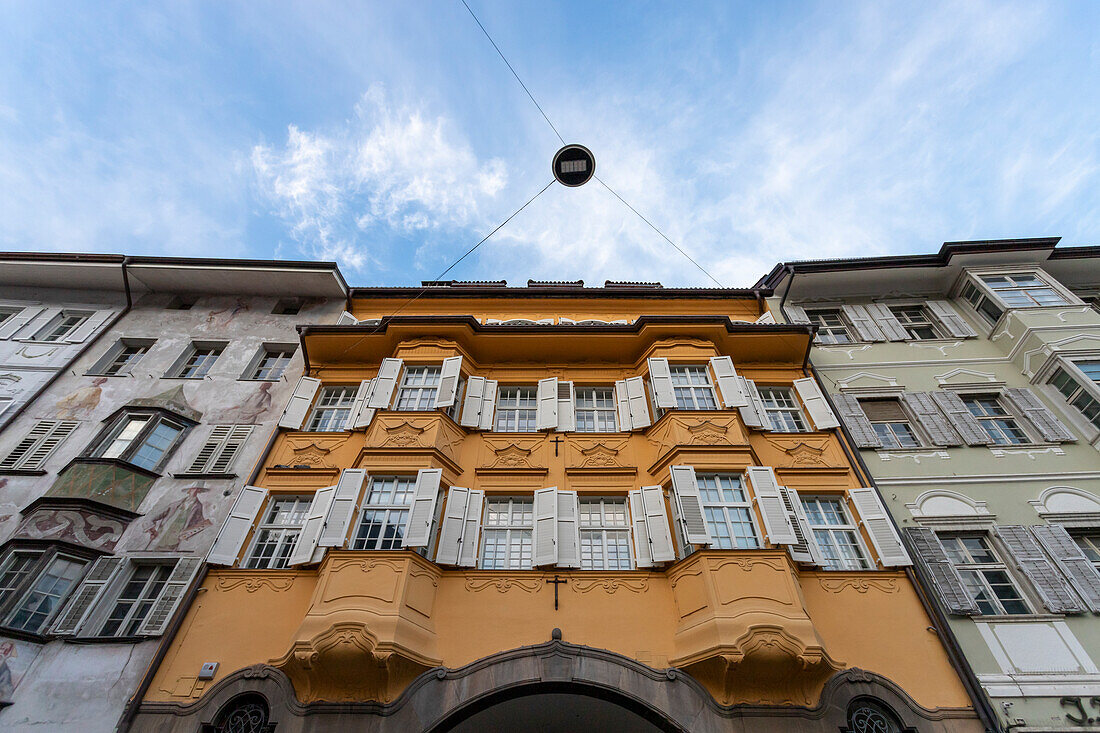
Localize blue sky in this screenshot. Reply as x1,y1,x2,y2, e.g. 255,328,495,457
1,2,1098,287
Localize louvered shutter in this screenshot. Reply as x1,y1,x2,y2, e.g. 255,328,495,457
647,358,676,409
65,310,114,344
626,376,651,429
782,488,825,566
187,426,230,473
367,358,403,409
670,465,710,545
737,377,767,429
459,376,485,427
755,311,776,324
533,487,558,566
841,305,886,342
435,356,463,408
793,377,840,429
746,467,797,545
614,380,633,430
337,311,358,325
349,379,376,430
319,469,366,547
478,380,498,431
435,487,470,566
901,392,964,446
929,391,992,445
995,525,1085,613
784,305,811,324
927,300,977,338
556,381,576,432
709,357,747,408
641,485,675,563
287,485,336,566
457,490,484,567
1003,388,1076,443
279,377,321,430
536,378,559,430
137,557,203,636
403,469,442,548
831,394,882,448
50,556,126,635
13,307,57,339
848,488,911,566
556,490,581,568
1033,524,1100,612
0,420,79,470
904,527,980,615
0,306,44,339
207,486,268,566
865,304,909,341
209,425,253,474
629,489,653,568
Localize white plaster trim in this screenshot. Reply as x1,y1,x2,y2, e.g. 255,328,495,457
833,371,900,388
906,340,964,357
906,489,991,519
817,356,1014,371
988,445,1066,459
978,674,1100,697
875,471,1100,486
975,619,1097,676
819,344,873,360
933,368,999,385
911,515,997,529
875,450,950,463
1029,486,1100,518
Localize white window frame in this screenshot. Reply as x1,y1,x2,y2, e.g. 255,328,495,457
1073,533,1100,573
305,386,358,432
495,386,538,432
578,497,633,570
0,396,12,419
89,338,155,377
669,365,719,411
479,497,534,569
28,310,93,343
800,495,871,570
351,475,416,550
759,386,809,432
395,365,442,411
939,533,1032,616
96,562,174,637
956,267,1080,326
960,393,1031,446
861,398,924,449
0,550,45,602
574,386,617,432
166,342,225,379
887,304,945,340
4,553,88,634
698,473,761,550
89,411,189,472
244,495,311,569
0,306,19,330
804,308,854,344
242,344,296,381
1045,357,1100,439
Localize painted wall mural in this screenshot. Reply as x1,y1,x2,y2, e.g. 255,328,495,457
138,485,214,551
0,638,42,703
14,508,125,551
46,463,155,513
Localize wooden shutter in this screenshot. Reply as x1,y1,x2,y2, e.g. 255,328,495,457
929,391,993,446
784,305,811,324
831,394,881,448
288,485,336,566
319,469,366,547
0,305,44,339
1033,524,1100,612
647,358,676,409
367,358,403,408
435,356,463,408
556,490,581,569
927,300,976,338
0,420,79,470
746,467,796,545
901,392,964,446
137,557,203,636
536,377,559,430
337,311,358,325
457,490,484,567
207,485,267,566
614,380,632,430
1003,388,1076,443
50,556,126,635
841,305,886,342
737,377,767,429
793,377,839,429
556,381,576,432
848,487,911,566
533,487,559,566
625,376,651,429
864,303,909,341
781,488,825,566
904,527,980,615
278,377,321,430
709,356,747,408
629,489,653,568
349,379,376,430
187,425,230,473
208,425,253,474
641,485,675,563
755,311,775,324
995,525,1085,613
64,310,114,344
12,306,55,339
459,376,485,427
403,469,442,548
670,465,710,545
435,487,470,566
478,380,498,431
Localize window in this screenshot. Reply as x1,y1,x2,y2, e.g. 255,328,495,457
861,400,920,448
167,343,224,379
801,496,870,570
305,386,357,431
889,305,942,340
760,387,809,432
272,299,302,315
98,563,173,636
1050,363,1100,431
579,498,632,570
698,474,760,549
961,281,1006,325
91,339,153,376
480,498,533,569
940,535,1029,615
495,387,537,432
0,551,42,601
5,555,87,633
245,496,310,569
963,395,1028,445
1075,534,1100,572
0,420,79,471
244,345,295,381
396,366,441,410
31,311,91,342
351,476,414,550
185,425,254,474
89,412,188,472
670,365,718,410
980,273,1068,308
805,309,852,344
575,387,616,432
0,307,18,328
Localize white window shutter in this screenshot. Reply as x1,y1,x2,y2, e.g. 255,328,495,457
457,489,484,567
288,485,337,566
533,487,559,567
1,420,79,471
927,300,977,338
841,305,886,342
536,377,559,430
403,469,442,548
670,465,710,546
459,376,485,428
784,305,811,324
50,556,126,635
647,358,676,409
1033,524,1100,612
65,310,114,344
0,305,44,339
556,381,576,432
435,356,463,408
367,358,403,409
137,557,203,636
349,379,376,430
556,490,581,568
319,469,366,547
641,485,675,563
207,485,268,566
435,487,470,566
614,380,633,431
629,490,653,568
626,376,651,429
708,356,747,408
782,487,826,566
337,311,358,325
478,379,498,431
13,306,56,339
746,467,796,545
793,377,839,430
737,377,767,429
755,311,776,324
279,377,321,430
848,487,911,567
864,304,909,341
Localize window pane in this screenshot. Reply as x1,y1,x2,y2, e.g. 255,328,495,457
7,557,86,633
130,420,183,470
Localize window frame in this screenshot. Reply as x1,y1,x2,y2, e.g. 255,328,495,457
578,497,633,570
959,393,1032,446
95,561,175,637
574,386,618,433
669,365,719,411
957,267,1079,325
887,304,944,340
28,310,93,343
697,473,762,550
1046,358,1100,438
938,533,1032,616
243,494,312,569
494,386,538,433
758,386,810,432
165,341,226,379
395,365,442,412
0,547,90,636
860,398,924,449
800,495,872,571
479,496,534,569
240,344,297,381
86,409,191,473
305,385,358,432
804,308,855,345
351,475,416,550
88,338,156,377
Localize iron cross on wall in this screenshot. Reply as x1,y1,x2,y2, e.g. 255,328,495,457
546,575,567,610
550,435,564,456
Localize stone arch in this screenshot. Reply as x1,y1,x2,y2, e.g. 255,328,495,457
1030,485,1100,517
906,489,990,520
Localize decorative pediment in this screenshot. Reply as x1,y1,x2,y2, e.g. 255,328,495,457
568,438,629,469
382,420,429,448
1030,486,1100,518
482,437,546,470
834,372,899,389
933,368,998,386
283,437,347,468
906,489,991,519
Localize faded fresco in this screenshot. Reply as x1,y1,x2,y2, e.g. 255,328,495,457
137,485,215,551
46,463,156,513
0,638,42,703
14,508,125,551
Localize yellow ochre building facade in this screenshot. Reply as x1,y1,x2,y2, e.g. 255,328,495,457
127,281,988,733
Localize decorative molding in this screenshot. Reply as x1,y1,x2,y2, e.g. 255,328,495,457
482,437,546,470
817,576,899,595
988,446,1065,459
765,437,829,466
933,368,998,385
906,489,991,520
907,340,963,357
572,577,648,594
215,576,296,593
381,420,429,448
463,576,543,593
1029,486,1100,518
876,450,950,463
834,371,899,389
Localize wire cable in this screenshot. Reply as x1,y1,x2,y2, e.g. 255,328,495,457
595,175,725,288
460,0,566,145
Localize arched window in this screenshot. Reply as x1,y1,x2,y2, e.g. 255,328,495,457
211,693,270,733
846,697,905,733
